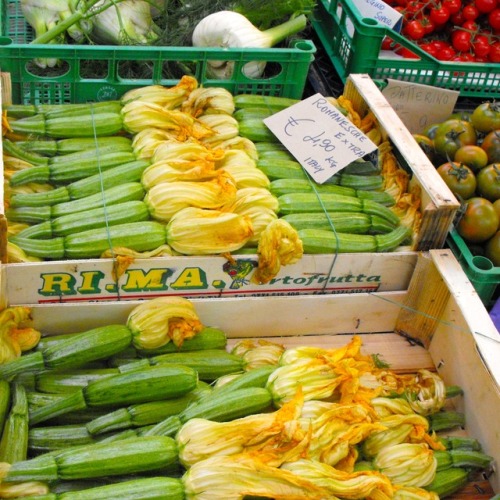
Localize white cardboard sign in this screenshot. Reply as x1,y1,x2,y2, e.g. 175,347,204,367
264,94,378,185
381,79,459,134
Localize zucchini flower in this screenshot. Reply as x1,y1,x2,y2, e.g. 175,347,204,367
145,171,238,222
215,136,259,161
132,128,181,159
393,485,440,499
230,187,279,244
251,219,303,285
402,370,447,416
182,454,333,500
282,459,394,499
216,149,256,170
90,0,161,45
222,164,271,189
181,87,235,117
0,480,49,498
121,76,199,108
166,207,254,255
121,101,213,140
7,242,42,263
126,296,204,350
302,403,386,467
373,443,437,488
230,339,285,370
0,307,40,364
142,160,218,186
151,140,224,165
372,397,415,418
198,114,240,146
177,390,307,468
362,413,440,459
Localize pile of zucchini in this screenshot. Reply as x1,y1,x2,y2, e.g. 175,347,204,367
3,80,417,263
0,298,495,499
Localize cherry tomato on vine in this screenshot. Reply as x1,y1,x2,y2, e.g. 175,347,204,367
462,3,481,20
437,46,457,60
437,161,477,199
454,144,489,171
472,35,491,58
457,197,500,243
476,0,497,13
381,36,395,50
451,10,466,24
481,130,500,163
433,119,477,159
452,29,473,52
477,163,500,201
404,20,426,40
443,0,463,13
430,4,451,24
461,19,479,30
489,42,500,62
471,102,500,133
488,8,500,30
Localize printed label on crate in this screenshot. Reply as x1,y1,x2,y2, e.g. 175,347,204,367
263,94,378,184
4,254,417,304
349,0,403,31
381,80,459,134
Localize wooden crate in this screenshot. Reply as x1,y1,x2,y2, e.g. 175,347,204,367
4,249,498,498
1,74,460,303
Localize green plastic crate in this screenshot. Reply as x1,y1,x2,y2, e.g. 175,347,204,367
310,0,499,99
447,228,500,308
0,0,316,103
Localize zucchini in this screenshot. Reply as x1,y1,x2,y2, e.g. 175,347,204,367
9,151,137,186
0,383,29,463
52,182,145,217
298,225,412,253
119,349,245,381
35,369,119,394
424,467,469,498
136,327,227,356
0,380,11,431
56,476,184,500
3,435,179,482
56,136,133,155
0,325,132,380
30,364,198,425
234,94,299,111
64,221,167,259
28,424,97,453
238,118,279,143
178,387,273,423
210,365,276,397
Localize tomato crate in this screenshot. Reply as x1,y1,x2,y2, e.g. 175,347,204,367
0,250,498,498
0,0,316,102
447,227,500,308
310,0,500,99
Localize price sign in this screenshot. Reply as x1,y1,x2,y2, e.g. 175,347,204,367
264,94,378,184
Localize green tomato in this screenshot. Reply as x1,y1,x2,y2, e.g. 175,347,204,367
471,102,500,134
433,119,477,161
476,163,500,202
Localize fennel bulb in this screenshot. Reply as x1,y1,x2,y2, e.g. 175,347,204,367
192,10,308,78
90,0,161,45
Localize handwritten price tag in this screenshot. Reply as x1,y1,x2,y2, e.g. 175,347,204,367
264,94,378,184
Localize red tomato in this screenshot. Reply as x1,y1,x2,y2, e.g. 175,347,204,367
462,3,480,19
476,0,497,12
381,36,395,50
404,19,426,39
420,17,437,34
430,5,451,23
461,19,479,30
489,8,500,30
452,29,472,52
472,34,491,57
443,0,463,14
437,46,457,59
451,10,466,24
489,41,500,62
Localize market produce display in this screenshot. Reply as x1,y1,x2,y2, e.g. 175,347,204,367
2,76,422,284
412,100,500,265
381,0,500,61
0,296,494,499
